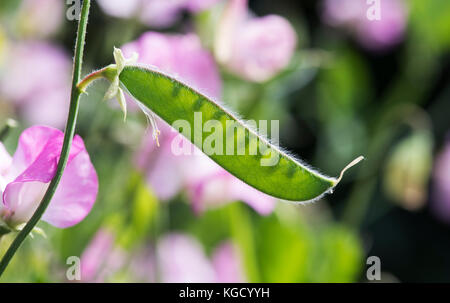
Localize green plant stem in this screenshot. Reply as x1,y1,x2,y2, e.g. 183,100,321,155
0,0,91,277
77,65,116,92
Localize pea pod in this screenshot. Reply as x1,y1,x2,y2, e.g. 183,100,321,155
116,64,363,202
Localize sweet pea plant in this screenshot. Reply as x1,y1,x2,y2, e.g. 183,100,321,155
0,0,363,277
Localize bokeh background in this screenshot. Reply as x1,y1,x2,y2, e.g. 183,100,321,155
0,0,450,282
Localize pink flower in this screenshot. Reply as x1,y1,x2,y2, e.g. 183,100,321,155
212,241,246,283
0,126,98,229
80,231,245,283
323,0,408,51
157,233,245,283
186,0,222,13
80,229,126,282
188,167,276,215
215,0,297,82
432,137,450,222
97,0,220,28
0,42,71,128
96,0,141,19
157,233,217,283
139,0,195,28
122,31,222,99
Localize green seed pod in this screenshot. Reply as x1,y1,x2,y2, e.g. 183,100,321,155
117,65,363,202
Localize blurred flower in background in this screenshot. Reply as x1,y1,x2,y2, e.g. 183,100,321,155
322,0,408,51
15,0,64,39
97,0,220,28
212,241,246,283
81,230,245,283
215,0,297,82
432,135,450,223
122,31,222,99
96,0,141,19
0,42,71,128
384,131,433,211
157,233,245,283
0,126,98,229
80,228,125,282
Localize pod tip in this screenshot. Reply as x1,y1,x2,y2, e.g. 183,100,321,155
335,156,365,185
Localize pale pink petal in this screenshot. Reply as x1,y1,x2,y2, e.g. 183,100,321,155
188,169,276,215
357,0,408,50
0,42,71,128
140,0,189,28
157,233,216,283
322,0,365,26
3,126,64,225
2,126,98,228
172,34,222,98
180,150,224,184
0,143,12,206
97,0,219,27
0,42,71,103
136,121,186,200
135,121,173,169
7,126,62,181
229,15,297,82
97,0,141,19
21,88,70,128
130,248,156,282
43,146,98,228
1,181,48,225
215,0,248,64
183,150,276,215
216,0,296,82
212,241,246,283
144,139,184,200
229,175,277,215
186,0,221,12
322,0,408,51
95,248,126,283
80,229,115,282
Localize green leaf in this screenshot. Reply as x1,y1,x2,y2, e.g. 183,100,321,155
118,65,362,202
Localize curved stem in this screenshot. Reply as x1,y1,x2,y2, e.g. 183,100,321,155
77,65,116,93
0,0,91,277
